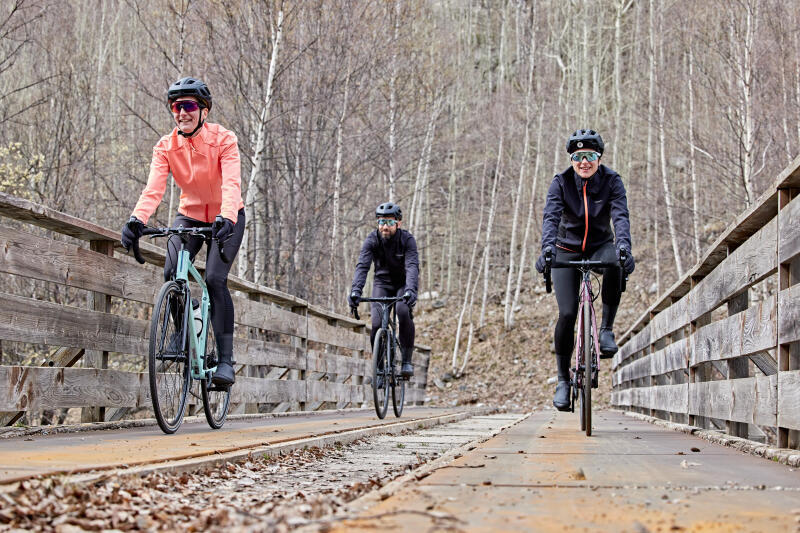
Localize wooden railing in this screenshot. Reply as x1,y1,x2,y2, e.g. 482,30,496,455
0,193,430,426
612,155,800,449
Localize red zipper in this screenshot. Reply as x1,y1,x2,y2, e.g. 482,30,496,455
582,181,589,252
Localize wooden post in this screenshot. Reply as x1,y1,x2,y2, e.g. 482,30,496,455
778,188,792,448
690,273,711,429
81,240,114,423
292,305,308,412
727,289,749,438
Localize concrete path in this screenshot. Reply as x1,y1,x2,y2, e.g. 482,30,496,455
339,410,800,532
0,407,464,483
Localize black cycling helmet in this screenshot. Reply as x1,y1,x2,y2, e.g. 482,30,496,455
566,129,604,154
375,202,402,220
167,77,212,111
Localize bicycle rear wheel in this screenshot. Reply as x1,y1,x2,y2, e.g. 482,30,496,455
201,325,230,429
372,329,390,419
149,281,191,434
582,301,592,436
391,341,405,418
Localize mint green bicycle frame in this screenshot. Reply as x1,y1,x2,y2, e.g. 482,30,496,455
174,247,215,380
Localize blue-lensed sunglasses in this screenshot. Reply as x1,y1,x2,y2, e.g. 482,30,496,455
570,151,600,162
377,218,397,227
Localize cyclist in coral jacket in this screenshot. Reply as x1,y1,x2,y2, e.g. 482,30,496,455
121,77,244,388
535,129,635,411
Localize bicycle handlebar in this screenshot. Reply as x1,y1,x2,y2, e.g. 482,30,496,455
542,247,628,294
350,295,406,321
129,226,230,265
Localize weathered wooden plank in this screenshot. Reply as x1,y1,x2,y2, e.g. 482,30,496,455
750,351,778,376
648,383,689,413
689,376,777,427
691,295,777,366
778,191,800,264
777,370,800,430
778,284,800,345
0,192,119,243
307,380,367,404
227,377,306,404
615,323,651,370
307,350,368,376
615,384,687,413
0,291,150,356
307,315,367,352
652,337,689,376
232,296,307,339
235,338,306,370
0,226,162,304
0,366,142,411
650,293,690,342
620,354,652,384
690,217,777,321
611,389,631,406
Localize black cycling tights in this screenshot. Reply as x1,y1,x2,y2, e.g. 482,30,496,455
163,209,245,342
552,242,621,369
370,284,415,357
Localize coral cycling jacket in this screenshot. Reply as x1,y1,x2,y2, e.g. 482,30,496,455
132,123,244,224
541,164,632,255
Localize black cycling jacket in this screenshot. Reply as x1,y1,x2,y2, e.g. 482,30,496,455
351,228,419,293
541,164,631,255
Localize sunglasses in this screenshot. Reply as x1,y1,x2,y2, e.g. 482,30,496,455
570,151,600,162
170,100,204,113
377,218,398,227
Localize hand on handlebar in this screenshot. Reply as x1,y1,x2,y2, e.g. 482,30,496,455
121,216,144,251
535,246,552,274
402,289,417,307
347,290,361,308
212,215,233,263
617,246,635,275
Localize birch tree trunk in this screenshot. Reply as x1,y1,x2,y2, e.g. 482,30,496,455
612,0,632,169
239,7,283,279
734,0,758,207
479,136,503,329
387,0,400,201
512,110,544,314
504,7,536,329
688,46,701,260
452,164,487,372
408,97,440,230
329,56,351,308
657,3,682,276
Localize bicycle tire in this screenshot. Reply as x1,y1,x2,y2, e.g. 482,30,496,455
582,301,592,436
372,329,390,419
149,281,191,434
200,325,230,429
391,339,405,418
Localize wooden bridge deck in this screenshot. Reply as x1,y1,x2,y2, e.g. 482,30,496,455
339,410,800,532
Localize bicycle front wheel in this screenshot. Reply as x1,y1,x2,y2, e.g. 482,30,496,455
201,325,230,429
582,300,592,436
149,281,191,434
372,329,390,419
391,343,405,418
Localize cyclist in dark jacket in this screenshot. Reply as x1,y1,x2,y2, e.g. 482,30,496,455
349,202,419,378
535,129,635,411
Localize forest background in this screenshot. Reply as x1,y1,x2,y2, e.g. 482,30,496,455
0,0,796,404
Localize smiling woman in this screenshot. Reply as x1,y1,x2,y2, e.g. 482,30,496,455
120,76,245,390
536,128,635,412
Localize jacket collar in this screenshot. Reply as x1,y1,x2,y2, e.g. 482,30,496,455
571,164,608,192
175,123,209,147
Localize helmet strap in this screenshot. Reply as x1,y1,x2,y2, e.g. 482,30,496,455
178,117,205,138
